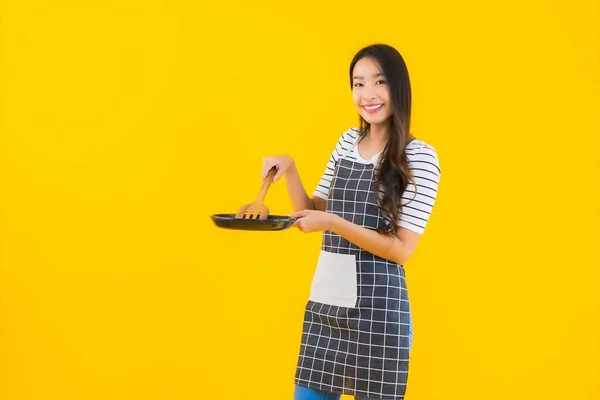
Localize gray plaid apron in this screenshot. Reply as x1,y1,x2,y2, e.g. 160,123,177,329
294,156,411,400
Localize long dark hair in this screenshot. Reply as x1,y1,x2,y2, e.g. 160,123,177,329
349,44,416,234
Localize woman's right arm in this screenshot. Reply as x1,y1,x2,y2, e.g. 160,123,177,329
283,163,327,212
262,129,352,213
261,155,326,212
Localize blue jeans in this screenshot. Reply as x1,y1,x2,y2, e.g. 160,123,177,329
293,385,397,400
293,313,413,400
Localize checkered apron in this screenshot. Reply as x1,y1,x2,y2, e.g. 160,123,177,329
294,156,411,400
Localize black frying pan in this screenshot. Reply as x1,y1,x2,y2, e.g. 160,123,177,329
210,213,296,231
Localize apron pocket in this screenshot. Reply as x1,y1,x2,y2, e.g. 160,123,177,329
309,250,357,308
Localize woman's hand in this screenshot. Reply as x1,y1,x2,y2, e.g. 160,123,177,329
261,155,295,183
290,210,337,233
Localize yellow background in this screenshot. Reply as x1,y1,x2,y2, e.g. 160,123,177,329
1,0,598,399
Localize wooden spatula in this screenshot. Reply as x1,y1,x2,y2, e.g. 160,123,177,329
235,167,277,220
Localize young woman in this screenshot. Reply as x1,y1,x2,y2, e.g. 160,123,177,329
261,44,441,400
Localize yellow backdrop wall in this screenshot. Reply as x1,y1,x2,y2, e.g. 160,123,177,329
1,0,598,399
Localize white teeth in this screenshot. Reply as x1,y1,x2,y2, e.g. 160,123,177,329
364,105,382,110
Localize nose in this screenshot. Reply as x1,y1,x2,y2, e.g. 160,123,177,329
363,93,377,102
362,87,377,101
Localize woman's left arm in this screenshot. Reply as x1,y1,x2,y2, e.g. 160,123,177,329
290,210,421,265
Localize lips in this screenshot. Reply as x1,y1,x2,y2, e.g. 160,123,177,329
362,104,383,113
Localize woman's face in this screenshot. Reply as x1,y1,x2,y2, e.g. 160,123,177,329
351,57,393,127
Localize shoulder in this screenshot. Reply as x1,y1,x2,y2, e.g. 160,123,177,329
338,127,360,147
405,139,441,176
406,138,439,160
330,127,361,159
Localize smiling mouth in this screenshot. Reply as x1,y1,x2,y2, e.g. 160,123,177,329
362,104,383,112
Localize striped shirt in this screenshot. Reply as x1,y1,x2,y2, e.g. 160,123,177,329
313,128,441,234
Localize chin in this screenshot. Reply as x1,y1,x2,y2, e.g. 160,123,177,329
360,114,390,126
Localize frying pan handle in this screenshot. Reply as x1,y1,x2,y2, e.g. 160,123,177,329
257,167,277,202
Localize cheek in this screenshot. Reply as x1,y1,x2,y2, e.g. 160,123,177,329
379,89,392,115
378,87,391,103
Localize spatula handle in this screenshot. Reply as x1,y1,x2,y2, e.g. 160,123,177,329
257,167,276,202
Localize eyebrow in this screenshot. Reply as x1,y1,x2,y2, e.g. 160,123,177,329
353,72,385,80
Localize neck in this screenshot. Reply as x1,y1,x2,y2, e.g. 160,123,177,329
366,123,390,146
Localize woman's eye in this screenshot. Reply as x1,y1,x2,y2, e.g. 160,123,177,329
354,83,363,87
376,80,387,85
